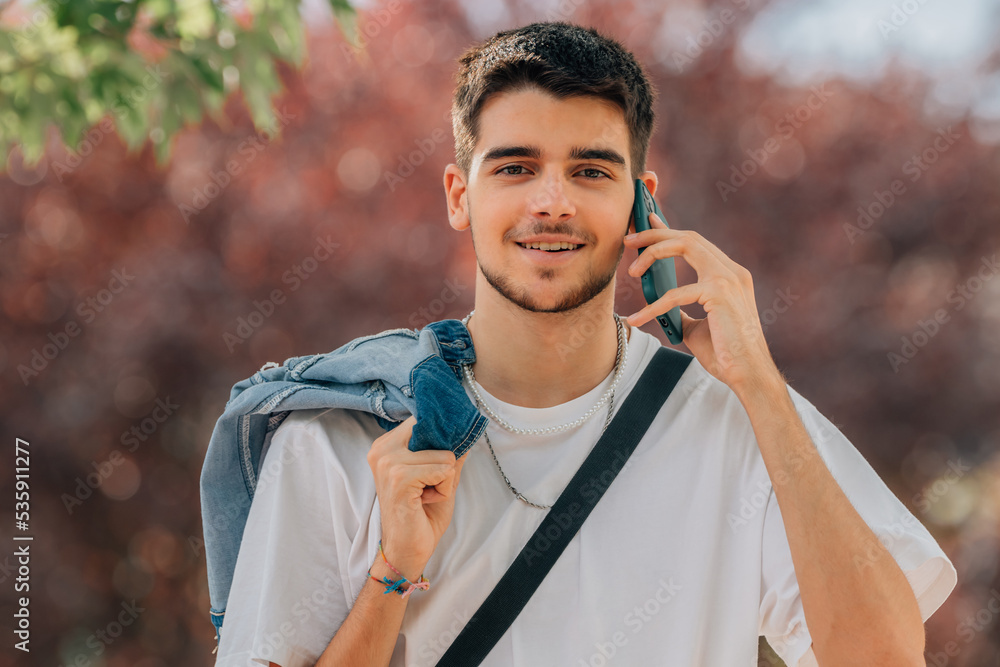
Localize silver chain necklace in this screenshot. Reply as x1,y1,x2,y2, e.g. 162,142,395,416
460,310,628,509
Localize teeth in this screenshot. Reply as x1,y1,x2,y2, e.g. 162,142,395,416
518,241,581,251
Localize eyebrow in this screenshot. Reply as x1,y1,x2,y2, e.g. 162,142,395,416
480,144,627,169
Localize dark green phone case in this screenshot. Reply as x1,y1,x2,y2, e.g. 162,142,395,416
632,179,683,344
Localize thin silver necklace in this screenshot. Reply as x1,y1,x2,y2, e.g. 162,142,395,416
460,310,628,509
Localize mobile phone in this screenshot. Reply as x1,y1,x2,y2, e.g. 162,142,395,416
631,179,683,344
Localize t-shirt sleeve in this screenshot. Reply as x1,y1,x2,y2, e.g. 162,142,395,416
757,384,958,667
214,413,364,667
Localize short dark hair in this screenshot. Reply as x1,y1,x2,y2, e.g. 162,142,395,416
450,20,658,183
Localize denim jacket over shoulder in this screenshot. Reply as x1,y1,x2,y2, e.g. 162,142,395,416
198,318,487,650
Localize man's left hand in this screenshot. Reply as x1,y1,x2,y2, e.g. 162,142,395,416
623,212,782,392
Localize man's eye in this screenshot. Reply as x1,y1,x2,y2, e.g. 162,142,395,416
496,166,608,179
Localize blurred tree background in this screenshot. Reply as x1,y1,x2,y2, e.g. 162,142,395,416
1,0,999,665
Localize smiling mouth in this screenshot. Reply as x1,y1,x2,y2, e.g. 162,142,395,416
515,242,583,252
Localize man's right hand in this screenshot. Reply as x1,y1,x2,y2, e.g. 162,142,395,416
366,415,469,582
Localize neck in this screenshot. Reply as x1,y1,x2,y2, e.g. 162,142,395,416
465,294,631,409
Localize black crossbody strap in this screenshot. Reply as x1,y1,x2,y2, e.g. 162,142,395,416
435,345,694,666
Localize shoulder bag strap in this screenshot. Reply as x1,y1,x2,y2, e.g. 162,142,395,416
435,345,694,666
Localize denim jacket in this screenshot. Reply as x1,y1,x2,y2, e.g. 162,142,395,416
199,318,488,651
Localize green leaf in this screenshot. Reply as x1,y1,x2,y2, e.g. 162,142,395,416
56,92,89,151
243,77,277,130
329,0,360,47
114,90,150,152
276,3,306,66
188,54,225,93
153,133,173,166
0,0,359,173
172,82,203,125
18,92,49,166
153,115,177,166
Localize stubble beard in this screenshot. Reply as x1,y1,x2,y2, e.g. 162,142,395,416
468,209,627,315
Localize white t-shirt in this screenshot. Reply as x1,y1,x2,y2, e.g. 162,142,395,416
214,327,957,667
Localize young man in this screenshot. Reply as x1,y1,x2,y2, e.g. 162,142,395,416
212,21,956,667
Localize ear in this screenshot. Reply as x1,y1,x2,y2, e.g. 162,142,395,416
444,164,470,231
627,171,661,235
638,170,659,199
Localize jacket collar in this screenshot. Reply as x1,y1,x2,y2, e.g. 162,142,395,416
425,318,477,377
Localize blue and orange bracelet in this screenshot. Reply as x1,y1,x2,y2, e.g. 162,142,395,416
367,539,430,599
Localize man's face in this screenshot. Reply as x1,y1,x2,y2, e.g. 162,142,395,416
444,86,657,314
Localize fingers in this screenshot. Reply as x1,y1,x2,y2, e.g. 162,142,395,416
369,414,456,466
422,449,471,501
628,283,704,327
419,463,461,507
419,463,460,499
368,415,469,505
626,224,749,287
627,233,712,280
378,461,456,510
421,486,447,503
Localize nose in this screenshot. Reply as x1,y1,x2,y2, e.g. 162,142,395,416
524,172,576,220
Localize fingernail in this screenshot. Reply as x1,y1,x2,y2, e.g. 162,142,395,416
624,233,637,239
